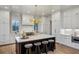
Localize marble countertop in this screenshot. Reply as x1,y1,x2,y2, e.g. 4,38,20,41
15,34,55,43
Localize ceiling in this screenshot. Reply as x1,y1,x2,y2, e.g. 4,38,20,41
0,5,77,16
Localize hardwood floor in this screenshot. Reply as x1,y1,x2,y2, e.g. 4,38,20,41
0,44,16,54
0,43,79,54
48,43,79,54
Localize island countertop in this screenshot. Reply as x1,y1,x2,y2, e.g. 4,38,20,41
15,34,55,43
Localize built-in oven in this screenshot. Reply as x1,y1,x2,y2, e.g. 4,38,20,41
72,36,79,43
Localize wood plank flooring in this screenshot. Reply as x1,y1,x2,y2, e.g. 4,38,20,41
0,43,79,54
48,43,79,54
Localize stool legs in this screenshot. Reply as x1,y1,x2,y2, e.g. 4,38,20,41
42,44,48,54
26,48,32,54
45,45,48,54
35,46,38,54
29,48,31,54
26,49,29,54
35,46,41,54
48,42,54,51
38,46,41,54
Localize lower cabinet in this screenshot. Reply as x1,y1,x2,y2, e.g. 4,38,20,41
56,34,79,50
56,34,67,45
0,44,16,54
70,43,79,49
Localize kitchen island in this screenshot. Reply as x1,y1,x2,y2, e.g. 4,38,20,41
15,34,56,54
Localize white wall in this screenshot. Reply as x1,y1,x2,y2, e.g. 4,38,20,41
0,10,10,44
11,13,51,34
22,14,34,32
22,15,33,25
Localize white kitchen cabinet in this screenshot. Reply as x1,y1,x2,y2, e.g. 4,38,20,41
63,10,72,29
73,43,79,49
52,12,61,44
56,34,63,43
59,35,67,45
53,7,79,49
52,12,61,35
57,34,79,49
65,35,72,46
62,8,79,29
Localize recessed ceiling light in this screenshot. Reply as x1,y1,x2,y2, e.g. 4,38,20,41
4,6,8,9
27,11,30,13
52,9,55,12
42,13,45,15
34,5,38,7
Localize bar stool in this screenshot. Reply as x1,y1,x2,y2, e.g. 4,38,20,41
34,42,41,54
42,41,48,54
24,44,33,54
48,40,54,51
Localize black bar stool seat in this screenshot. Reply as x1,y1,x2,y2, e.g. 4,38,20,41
24,44,33,54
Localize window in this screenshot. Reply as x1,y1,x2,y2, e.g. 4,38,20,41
12,17,20,32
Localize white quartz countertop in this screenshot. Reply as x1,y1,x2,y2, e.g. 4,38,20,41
15,34,55,43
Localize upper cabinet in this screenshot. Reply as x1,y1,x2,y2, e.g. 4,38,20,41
63,10,72,28
63,8,79,29
72,8,79,29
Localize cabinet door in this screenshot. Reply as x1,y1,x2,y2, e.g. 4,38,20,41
73,43,79,49
70,8,79,29
56,35,66,45
66,36,71,46
61,35,67,45
71,10,77,29
63,11,72,28
74,8,79,29
56,34,62,43
70,43,79,49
